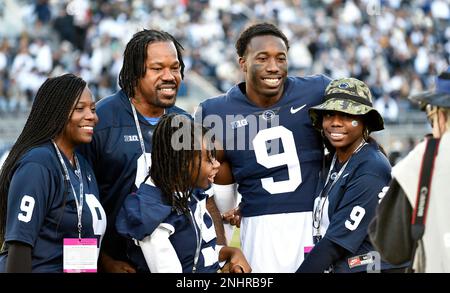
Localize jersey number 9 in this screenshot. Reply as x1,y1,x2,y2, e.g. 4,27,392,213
253,126,302,194
18,195,35,223
345,206,365,231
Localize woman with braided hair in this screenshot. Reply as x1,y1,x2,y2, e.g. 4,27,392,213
0,74,106,272
116,113,250,273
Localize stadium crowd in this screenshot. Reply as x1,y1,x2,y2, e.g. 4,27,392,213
0,0,449,119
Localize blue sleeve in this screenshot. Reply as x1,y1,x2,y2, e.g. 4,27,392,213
325,173,387,253
115,184,172,241
296,238,348,273
321,74,332,92
5,162,55,247
193,102,205,124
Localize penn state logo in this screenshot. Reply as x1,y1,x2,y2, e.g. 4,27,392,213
338,83,349,89
262,110,276,121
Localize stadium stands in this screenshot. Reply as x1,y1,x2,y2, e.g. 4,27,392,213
0,0,448,157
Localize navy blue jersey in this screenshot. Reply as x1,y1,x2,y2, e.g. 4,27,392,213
116,183,221,273
196,76,330,217
0,142,106,272
77,90,188,260
317,143,399,272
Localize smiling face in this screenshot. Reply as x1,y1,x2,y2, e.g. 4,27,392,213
134,41,182,109
322,111,365,161
193,140,221,190
60,86,98,148
239,35,288,107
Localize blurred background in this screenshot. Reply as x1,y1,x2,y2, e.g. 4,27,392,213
1,0,449,165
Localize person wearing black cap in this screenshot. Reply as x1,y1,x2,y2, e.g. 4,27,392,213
369,67,450,273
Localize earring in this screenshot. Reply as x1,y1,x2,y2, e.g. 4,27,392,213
363,128,369,141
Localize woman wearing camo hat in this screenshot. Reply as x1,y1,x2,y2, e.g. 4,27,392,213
296,77,406,273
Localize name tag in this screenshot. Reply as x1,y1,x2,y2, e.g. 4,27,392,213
304,245,314,259
63,238,98,273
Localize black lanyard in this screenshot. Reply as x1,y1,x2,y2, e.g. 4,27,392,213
408,137,440,272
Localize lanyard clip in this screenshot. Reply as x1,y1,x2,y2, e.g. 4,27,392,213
313,235,322,245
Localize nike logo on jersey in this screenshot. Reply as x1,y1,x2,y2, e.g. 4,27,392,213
87,174,92,182
290,104,307,114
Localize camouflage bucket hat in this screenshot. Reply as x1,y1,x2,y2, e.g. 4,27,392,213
309,77,384,132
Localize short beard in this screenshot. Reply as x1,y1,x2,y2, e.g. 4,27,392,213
153,97,176,108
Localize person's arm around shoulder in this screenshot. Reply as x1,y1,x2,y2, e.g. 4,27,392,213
368,179,414,265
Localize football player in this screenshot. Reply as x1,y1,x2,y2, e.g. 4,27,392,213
195,23,331,272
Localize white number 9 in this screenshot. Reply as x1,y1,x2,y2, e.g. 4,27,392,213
18,195,35,223
345,206,365,231
252,126,302,194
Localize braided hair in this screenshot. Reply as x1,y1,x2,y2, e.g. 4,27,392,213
119,29,185,99
0,73,86,244
150,114,215,215
235,22,289,57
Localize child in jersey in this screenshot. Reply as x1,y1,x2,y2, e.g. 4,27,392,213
116,113,250,273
